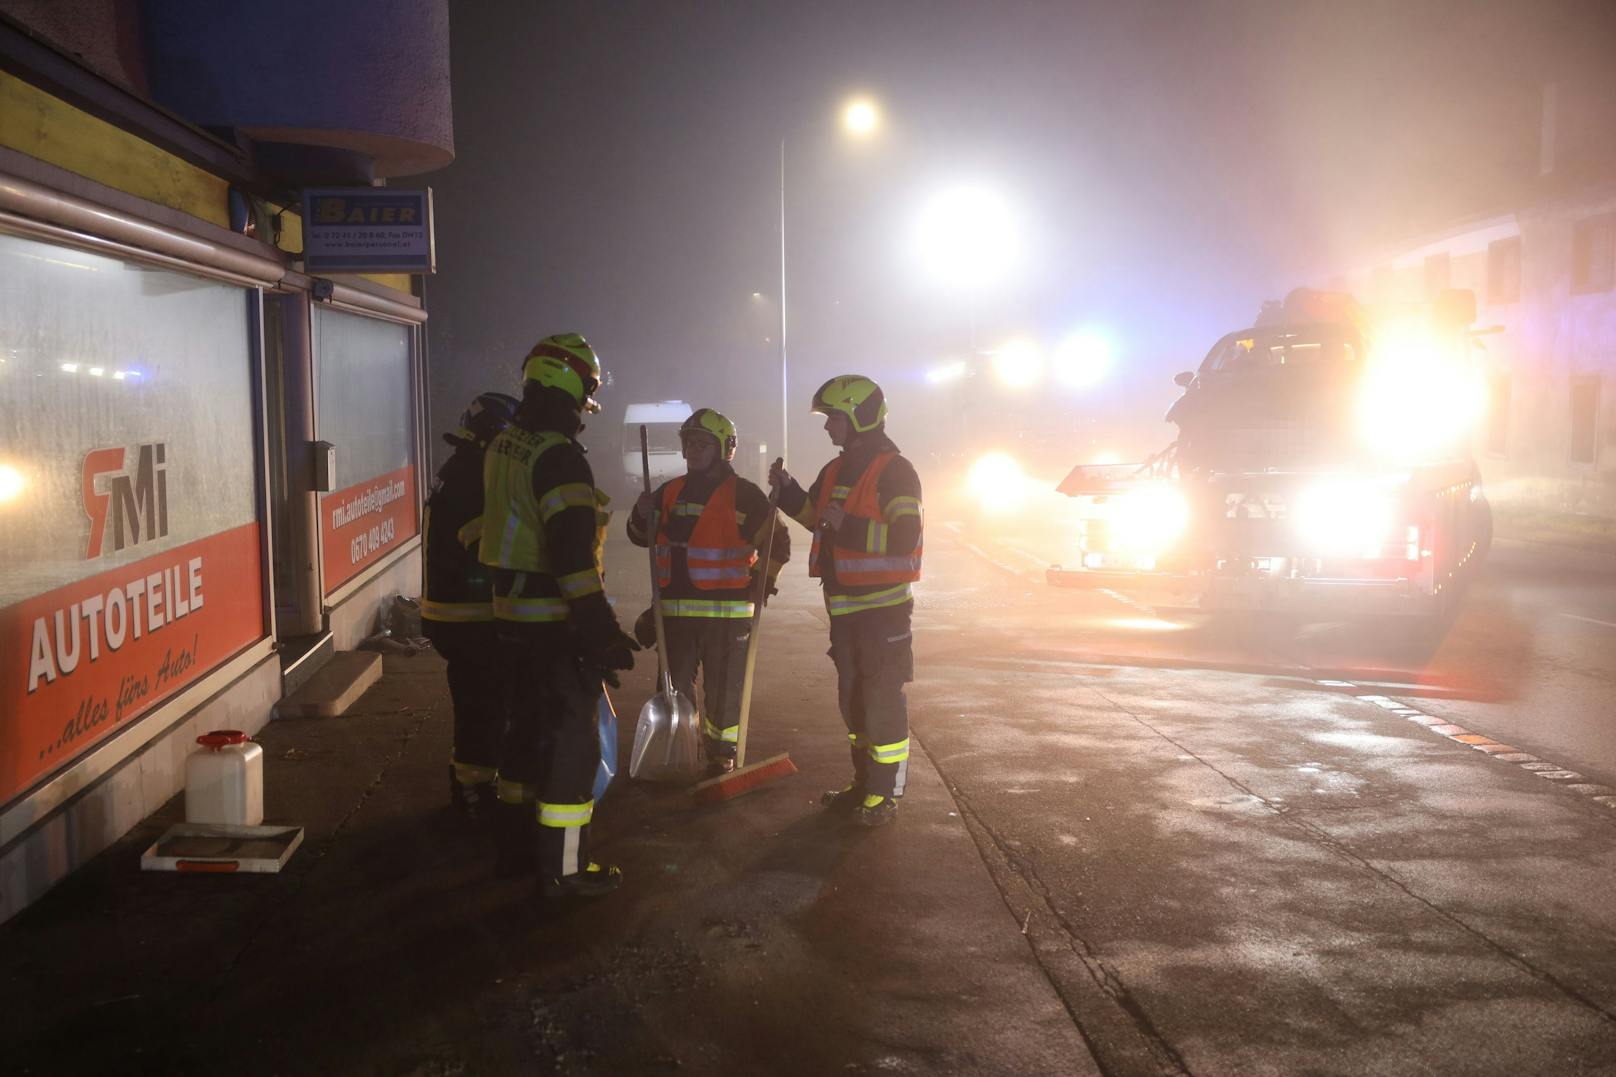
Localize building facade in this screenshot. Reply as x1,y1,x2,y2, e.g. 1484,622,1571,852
0,1,451,921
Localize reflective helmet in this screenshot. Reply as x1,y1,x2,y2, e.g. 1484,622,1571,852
521,332,603,413
450,391,518,447
679,407,738,460
811,374,887,433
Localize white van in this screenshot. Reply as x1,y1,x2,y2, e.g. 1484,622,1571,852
622,400,692,495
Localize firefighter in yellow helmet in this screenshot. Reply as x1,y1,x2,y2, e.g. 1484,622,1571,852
626,408,789,776
769,376,922,826
481,332,638,897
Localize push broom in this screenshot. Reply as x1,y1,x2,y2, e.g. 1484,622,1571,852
691,467,798,804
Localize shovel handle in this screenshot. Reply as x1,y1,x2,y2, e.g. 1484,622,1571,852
733,463,784,768
641,425,676,703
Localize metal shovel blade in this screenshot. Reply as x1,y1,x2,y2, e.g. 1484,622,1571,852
630,685,701,781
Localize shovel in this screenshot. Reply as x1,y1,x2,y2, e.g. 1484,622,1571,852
629,425,702,781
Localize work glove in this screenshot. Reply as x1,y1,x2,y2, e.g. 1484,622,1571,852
582,630,640,689
573,593,640,688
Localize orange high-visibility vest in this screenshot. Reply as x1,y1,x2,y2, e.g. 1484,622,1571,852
809,452,923,586
655,475,757,590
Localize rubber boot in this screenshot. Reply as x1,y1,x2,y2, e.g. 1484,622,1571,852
821,783,865,813
449,765,497,825
540,862,622,899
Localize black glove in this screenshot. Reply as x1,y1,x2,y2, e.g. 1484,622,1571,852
573,593,640,687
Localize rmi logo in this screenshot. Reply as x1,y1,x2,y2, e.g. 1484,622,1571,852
82,443,169,558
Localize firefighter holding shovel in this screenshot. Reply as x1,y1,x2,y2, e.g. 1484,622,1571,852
627,408,790,778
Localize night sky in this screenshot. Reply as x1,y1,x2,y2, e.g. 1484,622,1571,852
426,0,1616,479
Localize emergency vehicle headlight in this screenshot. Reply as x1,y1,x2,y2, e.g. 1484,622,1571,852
1294,478,1398,558
967,451,1029,514
1109,483,1190,553
1356,322,1487,460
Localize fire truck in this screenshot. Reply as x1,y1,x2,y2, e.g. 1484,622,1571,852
1047,288,1494,620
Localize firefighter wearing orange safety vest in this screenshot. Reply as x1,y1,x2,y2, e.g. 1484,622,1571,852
769,376,922,827
627,408,789,777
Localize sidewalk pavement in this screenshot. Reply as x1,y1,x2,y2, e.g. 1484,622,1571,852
0,553,1100,1076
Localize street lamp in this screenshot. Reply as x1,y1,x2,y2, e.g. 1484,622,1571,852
777,94,881,462
913,182,1019,353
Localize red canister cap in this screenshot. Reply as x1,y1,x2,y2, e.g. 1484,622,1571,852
196,730,250,749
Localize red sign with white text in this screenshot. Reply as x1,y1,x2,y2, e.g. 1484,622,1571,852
320,464,419,594
0,522,265,805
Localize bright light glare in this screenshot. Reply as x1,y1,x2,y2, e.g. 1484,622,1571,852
87,366,105,377
0,464,25,503
60,362,78,373
967,452,1028,514
1293,478,1399,558
1357,321,1487,460
914,185,1017,291
926,359,967,385
1052,330,1112,388
992,339,1043,388
1108,484,1191,554
842,98,880,137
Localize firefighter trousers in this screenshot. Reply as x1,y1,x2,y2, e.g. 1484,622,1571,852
424,619,505,784
665,616,750,761
495,630,603,878
827,602,914,799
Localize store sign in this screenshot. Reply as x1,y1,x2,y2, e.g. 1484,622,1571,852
320,464,419,593
301,188,435,273
0,523,264,804
82,442,169,558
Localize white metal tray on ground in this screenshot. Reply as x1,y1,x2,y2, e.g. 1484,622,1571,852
140,822,304,874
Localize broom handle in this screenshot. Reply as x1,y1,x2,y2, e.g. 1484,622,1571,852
733,461,783,768
641,426,673,698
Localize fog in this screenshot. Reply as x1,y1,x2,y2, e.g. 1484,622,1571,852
425,0,1616,495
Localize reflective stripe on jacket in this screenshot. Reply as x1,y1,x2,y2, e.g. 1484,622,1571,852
655,475,758,596
809,452,923,588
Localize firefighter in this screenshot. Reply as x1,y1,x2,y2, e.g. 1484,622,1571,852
768,375,922,827
422,390,518,822
482,332,639,897
626,408,789,776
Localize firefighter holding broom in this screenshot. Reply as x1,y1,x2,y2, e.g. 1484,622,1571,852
627,408,790,778
769,376,922,827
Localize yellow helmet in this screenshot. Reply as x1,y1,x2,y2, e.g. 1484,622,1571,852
680,407,738,460
521,332,603,413
811,374,887,433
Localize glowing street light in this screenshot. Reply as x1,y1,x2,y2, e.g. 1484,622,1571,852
776,93,885,460
913,184,1018,293
991,338,1043,388
1052,329,1113,388
842,97,880,138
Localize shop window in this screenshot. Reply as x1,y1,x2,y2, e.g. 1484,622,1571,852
314,307,419,593
1486,237,1521,304
1571,215,1614,294
1570,376,1600,464
0,231,265,804
1423,252,1450,298
1486,375,1510,456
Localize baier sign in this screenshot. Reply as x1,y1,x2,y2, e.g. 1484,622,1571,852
0,523,264,805
320,464,419,593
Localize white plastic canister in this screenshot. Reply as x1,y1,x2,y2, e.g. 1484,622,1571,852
184,730,264,826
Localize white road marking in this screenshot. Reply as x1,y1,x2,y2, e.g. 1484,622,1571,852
1563,613,1616,630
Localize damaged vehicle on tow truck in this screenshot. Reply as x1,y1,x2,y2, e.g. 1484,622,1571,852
1048,287,1494,627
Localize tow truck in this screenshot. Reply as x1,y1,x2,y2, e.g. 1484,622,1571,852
1047,287,1493,620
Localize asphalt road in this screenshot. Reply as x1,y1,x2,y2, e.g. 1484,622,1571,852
923,515,1616,1074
